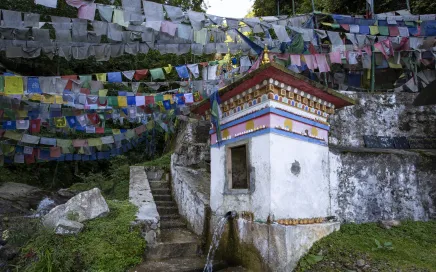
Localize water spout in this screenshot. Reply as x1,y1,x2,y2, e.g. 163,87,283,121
203,211,237,272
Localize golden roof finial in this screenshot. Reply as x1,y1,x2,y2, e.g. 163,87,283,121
262,44,270,65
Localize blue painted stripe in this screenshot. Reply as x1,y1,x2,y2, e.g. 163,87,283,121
210,128,327,148
209,108,329,134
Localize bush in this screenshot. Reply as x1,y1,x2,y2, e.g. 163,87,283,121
19,200,145,272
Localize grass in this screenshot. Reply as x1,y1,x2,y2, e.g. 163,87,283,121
296,221,436,272
18,200,146,272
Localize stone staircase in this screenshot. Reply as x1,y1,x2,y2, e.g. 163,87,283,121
131,171,227,272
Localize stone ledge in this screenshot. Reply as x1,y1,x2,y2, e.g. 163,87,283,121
129,166,160,245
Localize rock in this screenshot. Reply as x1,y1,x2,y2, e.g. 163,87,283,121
56,188,77,199
379,220,401,229
55,219,84,235
0,182,47,216
356,259,365,267
0,245,18,260
43,188,109,228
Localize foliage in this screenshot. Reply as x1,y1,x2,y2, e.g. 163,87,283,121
18,200,146,272
295,221,436,271
372,239,394,251
141,152,172,170
70,156,131,200
252,0,436,17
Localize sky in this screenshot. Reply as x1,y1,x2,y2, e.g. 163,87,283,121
206,0,253,19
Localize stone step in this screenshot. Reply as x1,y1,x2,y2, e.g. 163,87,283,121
160,219,187,229
131,256,227,272
149,181,170,189
153,195,172,201
160,214,181,220
145,228,202,260
155,201,176,207
150,188,171,195
156,206,179,215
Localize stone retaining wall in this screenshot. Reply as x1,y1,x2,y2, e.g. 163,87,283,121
129,166,159,245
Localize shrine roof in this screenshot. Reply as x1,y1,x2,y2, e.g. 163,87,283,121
192,62,356,115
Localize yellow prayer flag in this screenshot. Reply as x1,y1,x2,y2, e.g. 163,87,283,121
55,95,65,104
163,64,173,74
388,60,403,69
96,73,107,82
88,138,103,147
321,22,332,27
146,120,154,129
4,76,24,95
163,94,173,103
54,117,67,128
117,96,127,107
98,89,108,97
218,60,227,65
112,129,121,134
42,94,55,104
369,26,379,35
17,110,28,118
30,94,42,101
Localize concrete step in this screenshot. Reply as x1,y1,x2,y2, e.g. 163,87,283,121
149,181,170,189
155,201,176,207
153,195,172,201
151,188,171,195
160,219,187,229
156,206,179,215
131,256,227,272
160,214,181,220
145,228,202,260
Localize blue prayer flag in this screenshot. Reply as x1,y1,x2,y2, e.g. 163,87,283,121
108,72,122,83
27,77,42,93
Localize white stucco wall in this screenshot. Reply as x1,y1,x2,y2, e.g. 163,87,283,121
211,132,331,221
210,134,272,220
269,133,331,219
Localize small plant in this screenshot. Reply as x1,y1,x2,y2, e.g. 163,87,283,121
372,239,394,251
66,211,80,221
299,253,324,270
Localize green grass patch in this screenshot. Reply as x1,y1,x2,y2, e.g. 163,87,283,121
18,200,145,272
296,221,436,272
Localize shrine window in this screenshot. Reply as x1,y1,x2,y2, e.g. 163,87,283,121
226,143,250,190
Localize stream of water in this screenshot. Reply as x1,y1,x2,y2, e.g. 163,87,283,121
203,212,234,272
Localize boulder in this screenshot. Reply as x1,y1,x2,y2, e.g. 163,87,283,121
379,220,401,229
43,188,109,228
0,182,47,216
55,219,84,235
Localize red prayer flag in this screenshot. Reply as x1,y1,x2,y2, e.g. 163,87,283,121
80,88,90,95
25,154,35,164
96,127,104,134
61,75,78,90
50,147,61,158
134,69,149,80
30,119,41,134
145,96,154,105
87,113,100,125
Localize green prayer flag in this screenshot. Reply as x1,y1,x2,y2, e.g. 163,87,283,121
150,68,165,80
378,26,389,36
154,94,163,102
107,96,119,107
0,76,4,93
79,75,92,88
